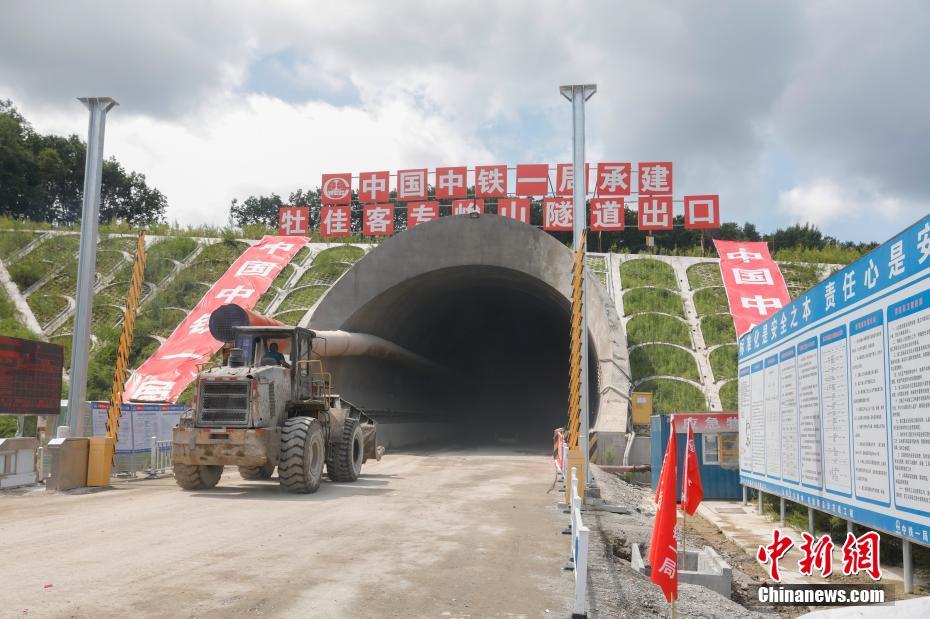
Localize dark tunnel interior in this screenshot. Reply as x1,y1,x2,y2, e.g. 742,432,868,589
323,266,599,447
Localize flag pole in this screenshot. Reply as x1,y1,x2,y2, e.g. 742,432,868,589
680,420,685,616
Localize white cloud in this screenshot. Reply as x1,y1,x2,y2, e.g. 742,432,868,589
18,93,494,225
778,178,909,239
1,1,928,239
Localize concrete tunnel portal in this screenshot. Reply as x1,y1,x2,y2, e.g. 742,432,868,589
305,215,631,449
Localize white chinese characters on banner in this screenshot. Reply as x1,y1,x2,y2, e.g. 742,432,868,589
475,165,507,197
543,198,573,231
216,285,255,304
131,379,175,402
363,204,394,236
398,169,428,201
733,268,774,286
278,206,309,235
741,295,784,316
498,198,530,223
321,206,351,238
638,196,672,230
556,163,588,197
596,163,631,196
516,164,550,196
188,313,211,335
452,199,484,216
123,236,304,403
235,261,278,278
407,201,439,227
435,166,467,199
638,162,673,195
714,240,791,337
260,241,296,256
684,195,719,229
359,171,390,203
590,198,624,231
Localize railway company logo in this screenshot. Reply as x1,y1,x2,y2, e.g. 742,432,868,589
322,173,352,204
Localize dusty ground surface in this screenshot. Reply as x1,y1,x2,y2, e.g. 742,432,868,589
0,446,573,618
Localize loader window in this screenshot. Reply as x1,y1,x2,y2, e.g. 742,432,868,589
263,342,290,368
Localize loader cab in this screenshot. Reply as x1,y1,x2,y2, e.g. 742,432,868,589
230,326,329,402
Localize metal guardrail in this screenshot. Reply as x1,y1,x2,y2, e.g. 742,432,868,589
566,466,590,618
146,436,172,478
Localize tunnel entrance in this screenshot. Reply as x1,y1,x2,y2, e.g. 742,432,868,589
322,266,599,446
306,215,630,449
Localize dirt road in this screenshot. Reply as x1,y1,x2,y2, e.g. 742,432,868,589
0,447,572,618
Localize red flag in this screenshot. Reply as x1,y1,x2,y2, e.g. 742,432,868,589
649,423,678,602
681,421,704,516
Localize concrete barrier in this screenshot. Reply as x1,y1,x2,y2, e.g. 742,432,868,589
565,467,590,618
0,437,39,488
631,542,732,598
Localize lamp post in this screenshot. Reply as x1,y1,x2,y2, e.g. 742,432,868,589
560,84,596,485
66,97,118,436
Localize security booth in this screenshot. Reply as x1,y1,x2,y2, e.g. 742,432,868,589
650,412,741,500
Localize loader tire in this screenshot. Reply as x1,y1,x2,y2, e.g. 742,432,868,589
326,417,364,482
174,463,223,490
278,417,325,494
238,462,275,480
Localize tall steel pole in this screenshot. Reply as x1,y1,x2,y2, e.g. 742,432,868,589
67,97,118,436
560,84,596,485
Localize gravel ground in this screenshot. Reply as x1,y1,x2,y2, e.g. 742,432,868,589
583,465,773,618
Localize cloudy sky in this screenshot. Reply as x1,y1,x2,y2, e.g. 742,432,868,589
1,0,927,242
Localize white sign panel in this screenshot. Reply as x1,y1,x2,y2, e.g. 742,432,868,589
90,402,186,453
738,215,930,546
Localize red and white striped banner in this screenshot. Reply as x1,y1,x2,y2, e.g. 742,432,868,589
713,240,791,337
124,236,306,403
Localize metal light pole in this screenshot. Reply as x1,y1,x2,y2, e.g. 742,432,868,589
67,97,118,436
560,83,596,485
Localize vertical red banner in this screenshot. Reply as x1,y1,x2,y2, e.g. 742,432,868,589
124,236,305,402
713,240,791,336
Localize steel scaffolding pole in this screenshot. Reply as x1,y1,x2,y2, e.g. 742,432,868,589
561,83,596,487
67,97,118,436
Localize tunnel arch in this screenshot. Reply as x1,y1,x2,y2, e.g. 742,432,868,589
305,215,630,446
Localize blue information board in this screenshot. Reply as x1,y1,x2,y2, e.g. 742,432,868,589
738,214,930,546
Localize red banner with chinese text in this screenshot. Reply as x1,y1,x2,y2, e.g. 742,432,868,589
713,240,790,337
123,236,306,403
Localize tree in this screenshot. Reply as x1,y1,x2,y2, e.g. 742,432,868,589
0,99,167,225
229,193,284,227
